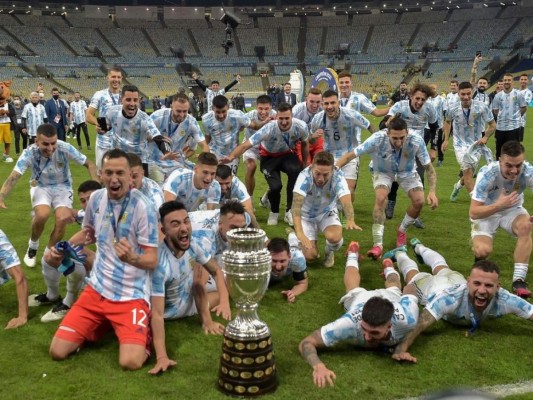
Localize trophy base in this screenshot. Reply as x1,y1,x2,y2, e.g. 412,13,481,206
217,334,277,397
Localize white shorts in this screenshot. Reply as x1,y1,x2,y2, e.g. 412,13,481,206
460,143,494,172
337,157,359,181
302,210,342,241
148,164,190,186
454,146,468,167
340,286,402,312
222,158,239,175
243,147,260,162
409,269,466,305
30,186,73,209
373,172,423,193
471,207,529,238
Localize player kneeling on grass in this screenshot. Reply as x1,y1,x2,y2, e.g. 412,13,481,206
0,229,28,329
384,239,533,364
150,200,231,375
292,151,361,268
298,241,419,388
268,234,308,303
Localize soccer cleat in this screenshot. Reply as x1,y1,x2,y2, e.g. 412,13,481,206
413,218,425,229
396,229,407,247
24,247,38,268
260,192,271,209
410,238,425,264
385,200,396,220
267,212,279,226
3,155,13,163
450,183,461,202
87,146,92,151
41,302,70,322
284,209,294,226
345,241,360,256
28,293,61,307
382,245,407,262
324,251,335,268
367,245,382,260
512,280,531,299
437,160,443,167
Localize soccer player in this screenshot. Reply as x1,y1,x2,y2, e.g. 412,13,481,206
0,124,97,267
215,164,258,228
69,92,90,150
310,90,375,201
21,92,48,146
150,201,231,375
336,116,438,259
443,80,460,117
192,71,241,111
391,240,533,363
518,73,532,142
492,73,527,159
49,149,159,370
388,81,409,106
0,229,28,329
241,94,276,197
426,84,445,167
128,153,164,214
163,152,221,211
470,55,491,108
443,81,496,201
220,103,309,226
469,141,533,298
292,151,360,267
86,67,122,171
149,92,210,184
268,235,308,303
292,88,323,164
298,241,418,387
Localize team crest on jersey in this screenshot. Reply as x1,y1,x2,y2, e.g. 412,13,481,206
120,212,128,223
179,129,185,137
514,182,521,192
57,162,64,168
131,127,137,134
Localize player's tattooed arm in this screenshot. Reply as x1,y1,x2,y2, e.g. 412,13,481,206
0,171,22,205
425,163,437,194
392,309,437,362
299,330,324,367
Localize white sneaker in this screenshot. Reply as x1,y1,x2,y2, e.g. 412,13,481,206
324,251,335,268
3,155,13,163
267,212,279,226
260,192,271,209
41,302,70,322
24,247,38,268
284,209,294,226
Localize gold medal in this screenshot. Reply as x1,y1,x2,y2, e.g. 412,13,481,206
30,179,38,187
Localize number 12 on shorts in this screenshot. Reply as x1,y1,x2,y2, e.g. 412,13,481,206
131,308,148,327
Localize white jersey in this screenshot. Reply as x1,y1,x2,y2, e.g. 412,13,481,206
0,229,21,286
293,166,350,219
220,176,250,204
310,108,370,158
249,118,309,156
89,88,121,149
269,245,307,283
140,176,164,214
492,89,527,131
354,129,430,178
473,90,491,108
205,88,226,111
388,99,437,138
202,109,250,160
426,284,533,327
14,141,87,188
21,103,47,137
69,100,87,125
321,295,419,348
292,102,321,130
340,91,376,117
163,168,221,211
105,105,161,163
243,109,276,141
427,95,445,129
472,161,533,208
444,92,460,114
446,100,494,149
83,188,159,303
518,88,532,128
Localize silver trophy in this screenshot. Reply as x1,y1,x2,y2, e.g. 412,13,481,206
217,228,277,397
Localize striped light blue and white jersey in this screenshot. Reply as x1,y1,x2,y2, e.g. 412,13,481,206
0,229,20,285
69,100,87,125
388,99,437,138
472,161,533,207
243,109,276,141
83,188,159,303
105,105,161,163
292,102,321,130
293,166,350,219
89,88,121,149
202,109,250,160
15,141,87,188
205,88,227,111
321,295,419,348
443,92,459,114
426,284,533,327
354,129,430,178
473,90,491,108
149,109,206,170
427,95,445,129
340,91,376,114
446,100,494,149
151,233,212,319
249,118,309,156
269,245,307,282
21,103,47,137
140,176,164,214
163,168,221,211
492,89,527,131
519,88,532,128
310,108,370,157
220,176,250,204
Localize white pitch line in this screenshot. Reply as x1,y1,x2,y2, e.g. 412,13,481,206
397,380,533,399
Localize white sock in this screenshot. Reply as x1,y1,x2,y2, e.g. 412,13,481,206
287,232,299,249
513,263,528,282
346,251,359,269
41,256,61,300
416,244,448,273
397,251,419,280
29,239,39,250
372,224,384,247
399,214,416,233
326,238,343,253
455,180,464,190
64,263,86,307
383,267,400,280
